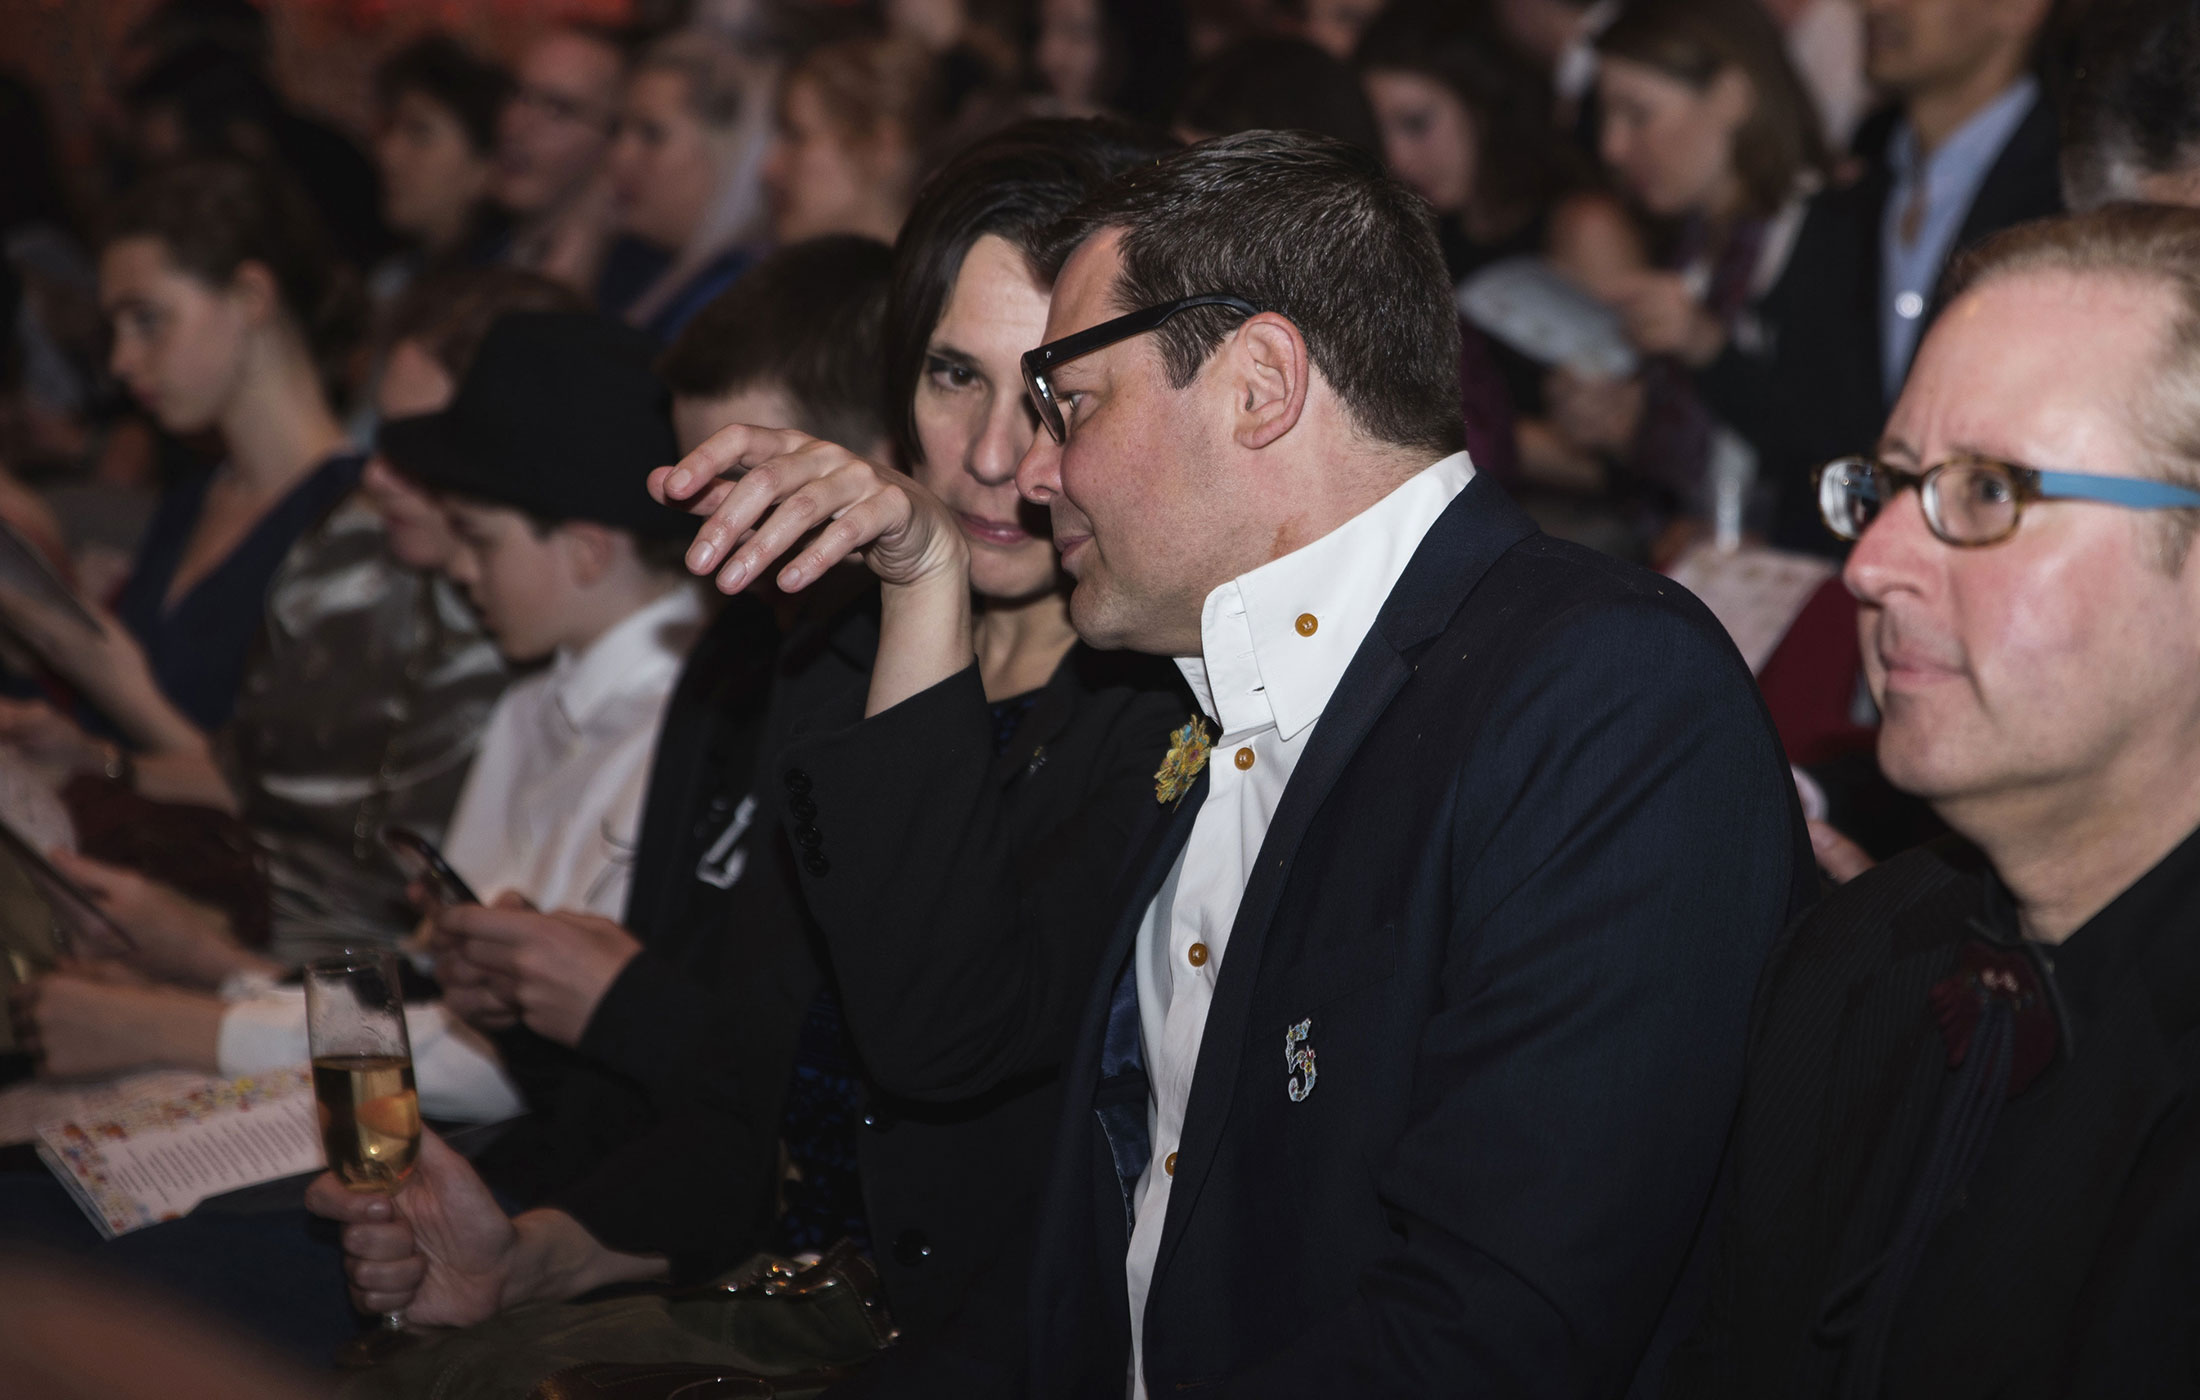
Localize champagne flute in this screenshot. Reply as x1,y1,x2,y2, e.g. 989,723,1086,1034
303,951,422,1366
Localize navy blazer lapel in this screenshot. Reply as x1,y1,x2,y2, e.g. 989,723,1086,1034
1153,474,1538,1283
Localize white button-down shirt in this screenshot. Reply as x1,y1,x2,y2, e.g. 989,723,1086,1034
213,584,707,1122
1125,452,1474,1397
443,583,706,917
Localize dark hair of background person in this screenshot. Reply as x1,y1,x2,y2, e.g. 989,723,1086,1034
103,156,365,393
658,234,897,452
883,115,1180,465
2058,0,2200,207
1353,1,1589,224
373,34,514,157
1594,0,1830,218
123,0,272,69
1174,36,1382,152
383,265,589,382
1045,129,1465,458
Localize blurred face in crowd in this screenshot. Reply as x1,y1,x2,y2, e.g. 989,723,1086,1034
1035,0,1108,111
1018,230,1264,653
1862,0,2050,97
376,89,495,252
764,76,899,243
672,382,807,457
101,235,262,434
1302,0,1384,60
1844,270,2200,837
364,340,464,571
496,31,623,217
1597,57,1752,219
609,68,722,252
912,235,1061,604
1365,70,1477,216
442,502,586,662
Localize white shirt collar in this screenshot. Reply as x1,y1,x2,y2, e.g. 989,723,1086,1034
550,583,707,733
1178,451,1476,741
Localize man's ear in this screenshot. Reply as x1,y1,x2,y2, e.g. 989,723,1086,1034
228,260,280,329
557,520,623,587
1227,312,1309,451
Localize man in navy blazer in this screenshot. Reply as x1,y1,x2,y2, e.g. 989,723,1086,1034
1007,131,1815,1396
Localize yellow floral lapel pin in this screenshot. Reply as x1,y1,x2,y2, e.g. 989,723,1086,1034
1155,715,1213,806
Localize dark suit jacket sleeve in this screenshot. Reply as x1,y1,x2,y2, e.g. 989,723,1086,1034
574,947,727,1107
780,662,1184,1103
1222,597,1807,1397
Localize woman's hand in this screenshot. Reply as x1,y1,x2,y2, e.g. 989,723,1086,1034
47,849,270,989
436,894,641,1049
1609,272,1727,368
305,1129,518,1326
650,425,969,597
10,970,223,1077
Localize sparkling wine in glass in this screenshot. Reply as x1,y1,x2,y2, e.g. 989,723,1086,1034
303,951,421,1365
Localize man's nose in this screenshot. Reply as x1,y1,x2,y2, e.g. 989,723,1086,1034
1844,483,1938,607
1016,428,1061,504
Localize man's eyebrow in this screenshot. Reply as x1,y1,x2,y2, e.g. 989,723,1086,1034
1877,436,1919,464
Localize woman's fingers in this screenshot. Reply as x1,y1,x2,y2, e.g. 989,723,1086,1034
779,491,913,591
708,453,898,594
653,424,819,505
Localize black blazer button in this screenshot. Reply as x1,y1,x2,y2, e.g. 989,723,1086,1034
784,769,812,795
892,1229,930,1266
789,795,817,821
794,825,822,849
861,1107,895,1131
804,852,830,876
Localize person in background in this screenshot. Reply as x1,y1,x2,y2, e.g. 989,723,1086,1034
1665,203,2200,1400
1289,0,1385,60
1565,0,1831,539
493,26,628,298
2059,0,2200,211
1355,2,1637,498
605,30,773,344
0,268,574,963
2,158,364,739
367,35,513,309
763,36,944,246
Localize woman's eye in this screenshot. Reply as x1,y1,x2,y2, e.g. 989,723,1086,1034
926,358,977,390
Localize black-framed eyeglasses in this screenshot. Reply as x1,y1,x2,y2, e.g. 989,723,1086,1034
1021,294,1259,443
1815,453,2200,547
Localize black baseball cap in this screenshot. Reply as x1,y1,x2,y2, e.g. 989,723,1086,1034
378,310,693,540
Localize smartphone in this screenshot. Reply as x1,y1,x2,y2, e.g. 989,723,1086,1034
381,826,480,907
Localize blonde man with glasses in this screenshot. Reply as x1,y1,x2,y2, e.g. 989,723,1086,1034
1666,203,2200,1399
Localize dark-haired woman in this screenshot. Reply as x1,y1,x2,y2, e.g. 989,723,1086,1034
309,118,1189,1389
1558,0,1832,537
0,159,366,740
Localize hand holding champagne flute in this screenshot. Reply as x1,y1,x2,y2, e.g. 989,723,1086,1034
304,951,422,1363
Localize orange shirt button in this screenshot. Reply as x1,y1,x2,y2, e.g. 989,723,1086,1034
1295,613,1318,636
1187,942,1209,967
1165,1151,1178,1176
1234,746,1255,770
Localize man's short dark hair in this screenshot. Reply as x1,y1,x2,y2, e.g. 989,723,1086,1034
1044,131,1465,460
658,235,895,452
2059,0,2200,209
375,34,513,157
1174,38,1382,153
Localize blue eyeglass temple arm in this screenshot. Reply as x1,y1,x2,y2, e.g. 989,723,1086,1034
2034,469,2200,511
